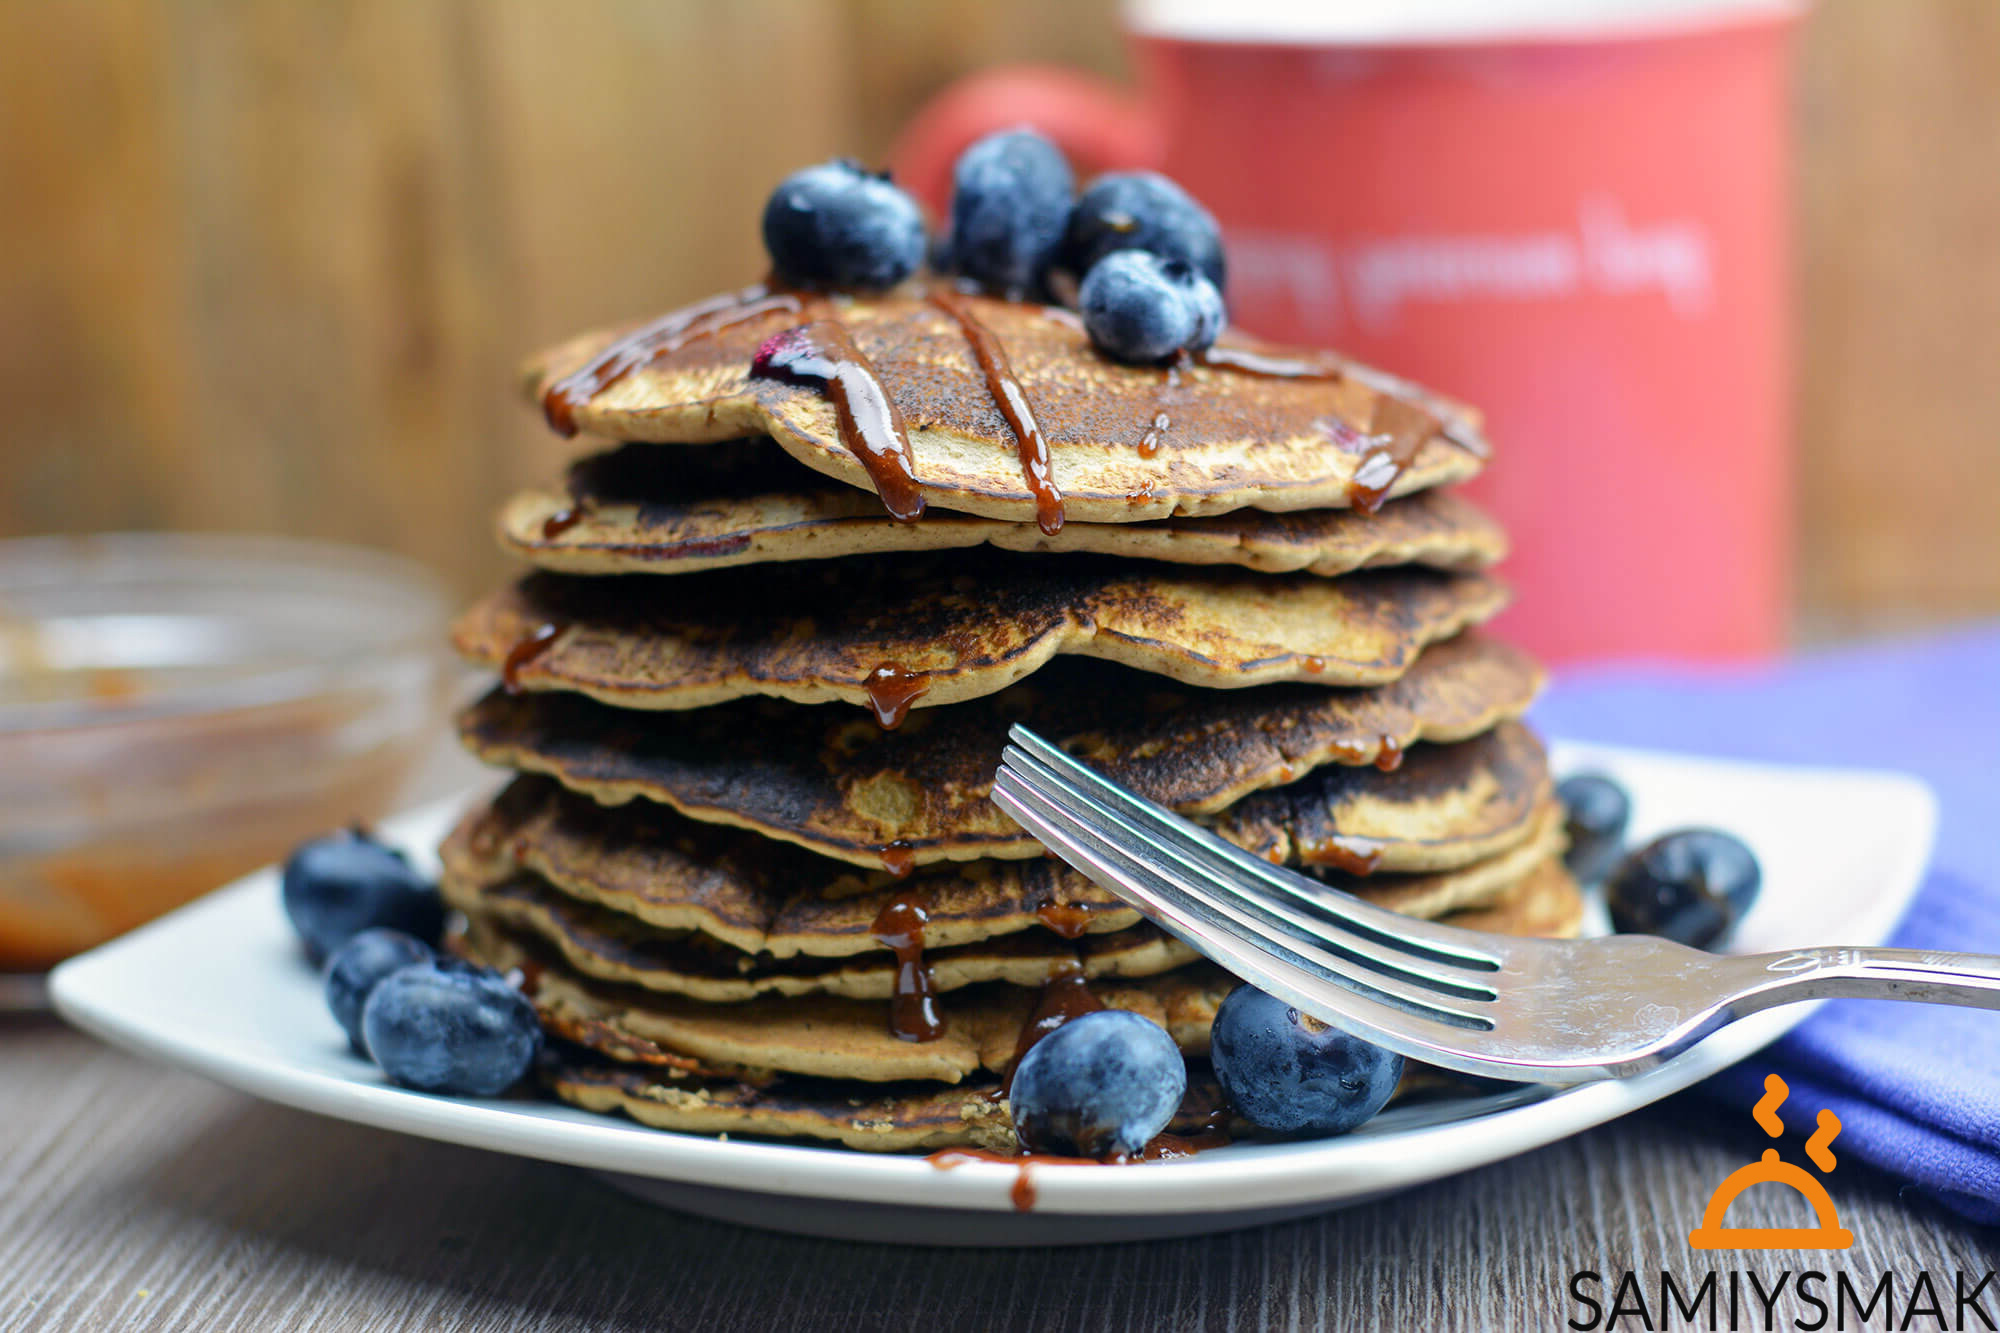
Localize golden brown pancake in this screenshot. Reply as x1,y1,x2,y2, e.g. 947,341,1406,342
459,856,1581,1089
440,869,1200,1002
537,1049,1236,1153
463,714,1545,883
521,288,1486,525
502,441,1506,577
461,916,1235,1084
455,634,1541,868
1211,720,1551,875
443,778,1131,957
442,778,1564,959
1444,857,1587,940
453,557,1509,713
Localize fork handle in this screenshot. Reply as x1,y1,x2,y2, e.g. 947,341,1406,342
1734,946,2000,1011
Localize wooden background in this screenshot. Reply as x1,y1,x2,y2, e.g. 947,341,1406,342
2,0,1996,639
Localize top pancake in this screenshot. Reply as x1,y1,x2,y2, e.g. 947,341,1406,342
520,288,1487,525
500,441,1506,578
453,556,1509,711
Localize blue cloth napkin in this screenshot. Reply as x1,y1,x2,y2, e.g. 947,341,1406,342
1533,625,2000,1222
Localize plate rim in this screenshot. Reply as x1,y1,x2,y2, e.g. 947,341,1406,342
49,740,1939,1219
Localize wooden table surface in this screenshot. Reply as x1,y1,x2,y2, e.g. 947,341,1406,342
5,1013,1992,1332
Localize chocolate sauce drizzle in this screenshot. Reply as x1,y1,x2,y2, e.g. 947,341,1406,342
1002,967,1103,1094
877,841,917,878
539,280,1484,533
540,501,591,539
929,1149,1047,1211
1033,901,1096,941
927,1107,1234,1210
871,892,944,1042
863,661,930,729
752,321,926,523
541,282,809,436
929,286,1065,536
1301,833,1388,877
1195,344,1481,515
1026,878,1099,941
500,622,564,694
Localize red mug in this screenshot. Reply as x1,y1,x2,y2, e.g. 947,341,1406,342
894,1,1804,664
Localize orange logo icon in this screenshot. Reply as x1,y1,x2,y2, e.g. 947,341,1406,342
1687,1073,1853,1251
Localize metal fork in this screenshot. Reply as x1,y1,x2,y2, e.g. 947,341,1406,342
991,725,2000,1084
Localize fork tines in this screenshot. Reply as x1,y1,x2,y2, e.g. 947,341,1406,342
991,725,1506,1043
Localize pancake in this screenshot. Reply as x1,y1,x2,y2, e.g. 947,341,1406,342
1210,721,1551,875
502,441,1506,577
537,1048,1237,1153
442,778,1130,957
460,915,1236,1084
455,634,1541,867
521,288,1487,525
452,558,1509,713
460,856,1583,1089
1444,857,1587,939
439,869,1201,1002
441,778,1565,959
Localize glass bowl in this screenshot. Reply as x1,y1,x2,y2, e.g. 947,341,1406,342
0,533,454,971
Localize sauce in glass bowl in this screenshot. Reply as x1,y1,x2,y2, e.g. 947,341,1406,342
0,534,452,970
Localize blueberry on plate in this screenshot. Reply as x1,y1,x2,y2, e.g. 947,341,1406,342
1078,251,1225,363
761,159,927,291
1210,985,1403,1138
361,961,541,1097
281,827,444,962
1556,772,1631,884
1606,828,1762,950
1008,1009,1187,1158
323,928,433,1056
944,127,1074,297
1060,171,1226,292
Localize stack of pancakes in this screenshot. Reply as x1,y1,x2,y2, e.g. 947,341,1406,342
442,290,1579,1151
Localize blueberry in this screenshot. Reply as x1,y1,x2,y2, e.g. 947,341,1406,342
323,928,432,1056
1060,171,1226,292
1210,986,1403,1138
1008,1009,1187,1158
281,828,443,962
944,128,1074,297
1557,773,1632,885
1078,251,1225,363
1184,270,1226,351
761,159,927,291
1606,828,1762,949
361,962,541,1096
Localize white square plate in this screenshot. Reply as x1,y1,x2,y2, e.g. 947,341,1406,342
51,740,1936,1246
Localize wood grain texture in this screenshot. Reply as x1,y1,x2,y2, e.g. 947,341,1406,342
1792,0,2000,637
0,0,1995,627
2,1019,1991,1332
